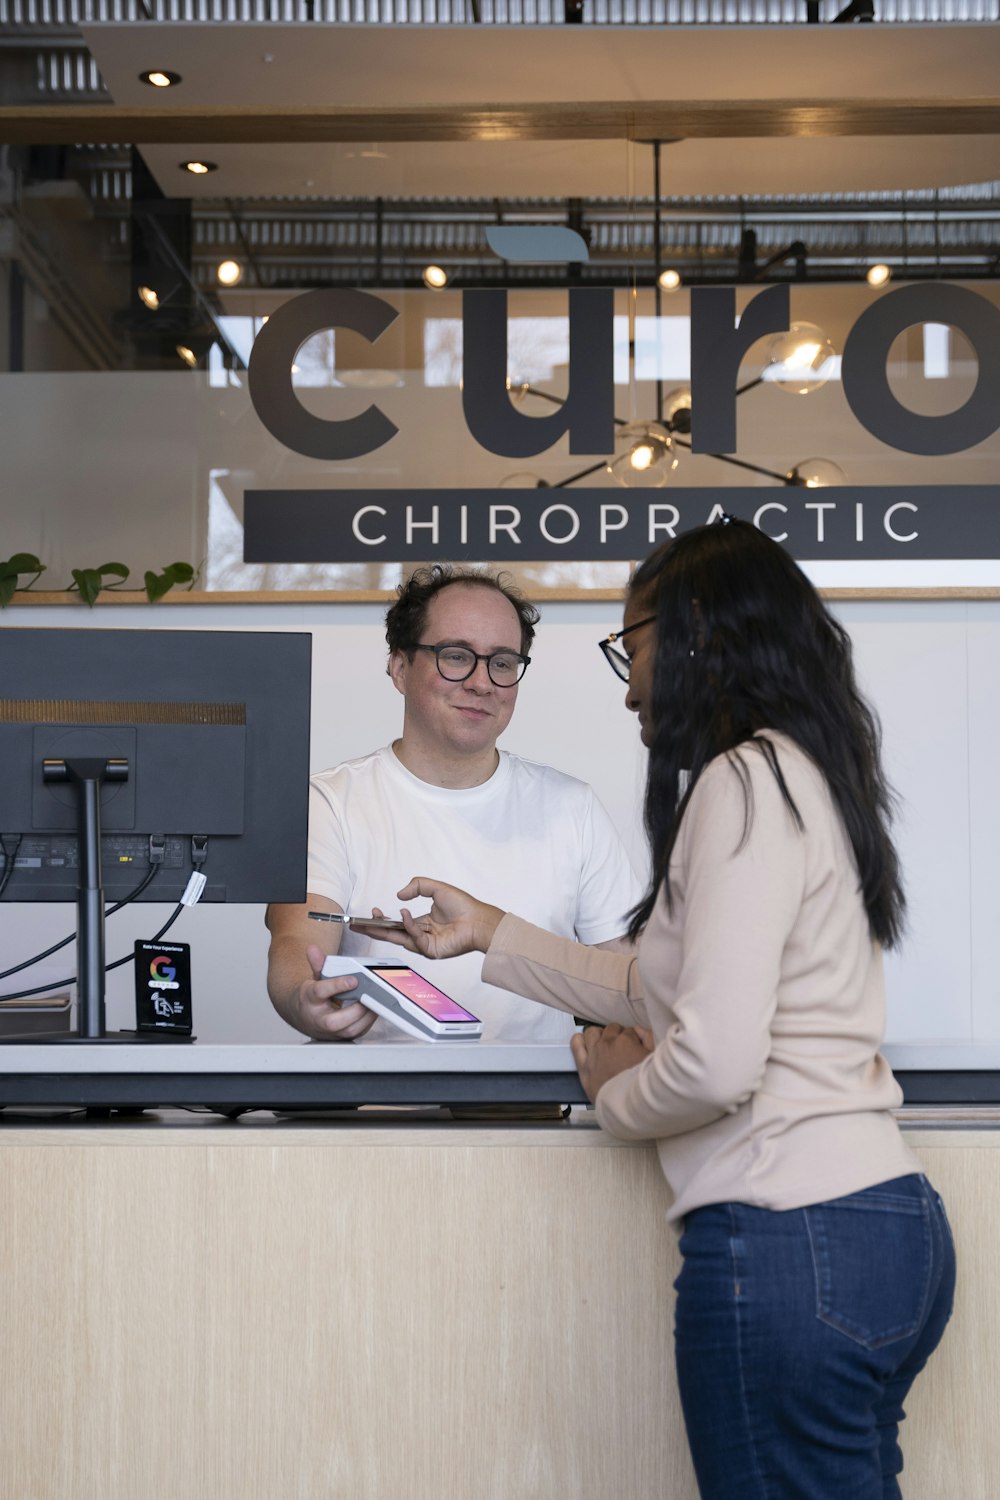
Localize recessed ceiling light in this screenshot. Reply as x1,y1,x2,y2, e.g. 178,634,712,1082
140,69,182,88
657,268,682,291
180,161,218,176
866,263,892,287
176,345,198,368
422,265,448,290
216,260,243,287
137,285,160,310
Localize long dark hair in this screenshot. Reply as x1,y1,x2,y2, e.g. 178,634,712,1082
627,518,905,949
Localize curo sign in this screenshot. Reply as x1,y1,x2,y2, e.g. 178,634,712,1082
243,282,1000,565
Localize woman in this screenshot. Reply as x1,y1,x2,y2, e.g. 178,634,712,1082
361,517,956,1499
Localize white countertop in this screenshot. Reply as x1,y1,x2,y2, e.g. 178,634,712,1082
0,1039,995,1076
883,1044,1000,1070
0,1041,577,1074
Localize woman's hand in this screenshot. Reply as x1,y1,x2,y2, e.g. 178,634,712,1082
349,877,505,960
571,1023,655,1104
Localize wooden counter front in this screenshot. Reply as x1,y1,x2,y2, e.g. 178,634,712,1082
0,1115,993,1500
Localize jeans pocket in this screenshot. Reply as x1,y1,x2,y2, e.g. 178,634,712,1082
804,1191,932,1350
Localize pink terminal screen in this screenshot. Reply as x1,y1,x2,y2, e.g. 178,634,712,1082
371,967,478,1023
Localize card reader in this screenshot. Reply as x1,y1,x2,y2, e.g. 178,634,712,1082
321,956,483,1042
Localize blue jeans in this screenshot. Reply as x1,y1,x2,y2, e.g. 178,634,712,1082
674,1174,956,1499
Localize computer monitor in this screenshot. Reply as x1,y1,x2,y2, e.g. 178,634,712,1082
0,627,312,1040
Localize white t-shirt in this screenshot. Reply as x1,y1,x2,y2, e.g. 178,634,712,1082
307,745,644,1042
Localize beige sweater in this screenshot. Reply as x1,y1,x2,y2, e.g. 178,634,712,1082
483,732,920,1222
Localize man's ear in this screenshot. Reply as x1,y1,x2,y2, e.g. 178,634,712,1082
388,650,407,696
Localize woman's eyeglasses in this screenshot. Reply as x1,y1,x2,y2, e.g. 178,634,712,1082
597,615,657,682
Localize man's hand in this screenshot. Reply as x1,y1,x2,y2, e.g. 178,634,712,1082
292,944,377,1040
265,896,377,1041
570,1023,655,1105
350,877,505,961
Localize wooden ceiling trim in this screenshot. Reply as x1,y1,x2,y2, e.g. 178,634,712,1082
3,97,1000,145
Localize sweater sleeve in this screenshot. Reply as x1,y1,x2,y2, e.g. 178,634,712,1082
595,747,807,1142
483,913,649,1028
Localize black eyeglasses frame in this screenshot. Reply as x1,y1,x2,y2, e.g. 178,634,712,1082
413,642,531,687
598,614,658,682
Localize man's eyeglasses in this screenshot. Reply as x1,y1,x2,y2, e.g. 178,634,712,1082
415,643,530,687
598,615,657,682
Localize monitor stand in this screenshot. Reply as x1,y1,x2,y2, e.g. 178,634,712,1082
2,756,193,1045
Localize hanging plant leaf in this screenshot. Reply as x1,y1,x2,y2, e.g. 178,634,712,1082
69,568,104,608
144,561,197,602
144,570,172,604
0,553,46,606
95,562,130,588
3,552,46,577
67,562,131,607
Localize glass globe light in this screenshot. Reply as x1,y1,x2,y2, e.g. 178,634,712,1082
763,322,837,396
786,457,848,488
607,421,678,488
661,384,693,435
505,377,531,405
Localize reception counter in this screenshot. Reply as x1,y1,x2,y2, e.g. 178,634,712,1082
0,1110,995,1500
1,1039,997,1109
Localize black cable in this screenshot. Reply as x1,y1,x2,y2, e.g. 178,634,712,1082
0,896,184,1003
0,863,161,983
0,835,23,902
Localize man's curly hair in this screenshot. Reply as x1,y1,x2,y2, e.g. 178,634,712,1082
385,565,539,657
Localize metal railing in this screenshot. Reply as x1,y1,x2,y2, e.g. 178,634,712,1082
2,0,996,24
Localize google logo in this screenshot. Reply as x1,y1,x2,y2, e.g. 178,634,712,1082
149,956,179,990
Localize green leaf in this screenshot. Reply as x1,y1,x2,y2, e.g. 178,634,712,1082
70,568,103,608
96,561,130,586
145,561,196,601
144,570,172,604
0,553,46,594
5,552,45,575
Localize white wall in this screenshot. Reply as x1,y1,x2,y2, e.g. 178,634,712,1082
0,597,997,1054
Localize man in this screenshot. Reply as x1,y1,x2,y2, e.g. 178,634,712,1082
266,565,642,1042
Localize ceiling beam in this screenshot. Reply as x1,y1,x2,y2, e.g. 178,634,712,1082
3,97,1000,145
